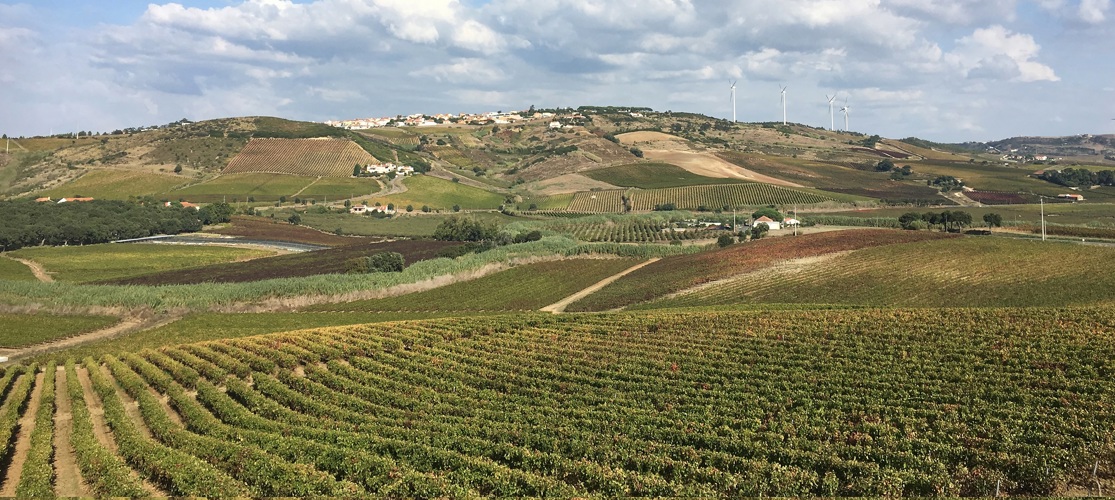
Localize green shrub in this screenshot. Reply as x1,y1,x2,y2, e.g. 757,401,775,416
348,252,405,273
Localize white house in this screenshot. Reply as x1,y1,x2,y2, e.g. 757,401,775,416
782,217,800,227
350,204,368,214
753,216,781,231
548,121,563,129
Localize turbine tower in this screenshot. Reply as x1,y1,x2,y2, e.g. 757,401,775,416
826,94,837,131
730,80,737,123
779,85,788,125
840,98,850,132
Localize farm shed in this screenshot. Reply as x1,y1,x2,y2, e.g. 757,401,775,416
753,216,781,231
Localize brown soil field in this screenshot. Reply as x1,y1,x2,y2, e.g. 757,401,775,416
99,239,461,286
208,216,365,247
615,131,687,145
642,150,805,187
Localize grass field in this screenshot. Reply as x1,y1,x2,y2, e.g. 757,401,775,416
568,184,836,212
295,177,382,201
516,193,575,211
814,202,1115,226
307,258,640,312
0,313,118,348
0,256,38,281
296,211,520,238
567,229,955,311
35,169,188,200
372,175,506,210
168,173,317,203
647,236,1115,309
6,308,1111,496
39,311,497,363
582,163,750,189
9,244,276,283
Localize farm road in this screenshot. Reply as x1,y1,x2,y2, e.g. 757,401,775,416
0,312,183,363
541,258,660,313
6,256,54,283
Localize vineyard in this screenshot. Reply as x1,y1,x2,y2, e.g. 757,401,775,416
223,138,377,177
3,309,1113,496
647,236,1115,309
567,184,834,213
965,190,1035,205
546,219,712,243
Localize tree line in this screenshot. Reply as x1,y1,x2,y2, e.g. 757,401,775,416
0,200,233,251
1038,168,1115,188
899,210,1002,232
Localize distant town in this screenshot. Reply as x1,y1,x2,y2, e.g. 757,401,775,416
322,108,617,130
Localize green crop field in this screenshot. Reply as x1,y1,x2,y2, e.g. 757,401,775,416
567,229,954,311
582,163,749,189
36,169,189,200
568,184,835,213
292,177,383,201
372,175,505,210
0,256,38,281
297,211,521,238
647,236,1115,309
0,313,118,348
814,202,1115,227
40,311,499,363
168,173,317,203
517,193,574,211
307,258,639,312
2,308,1111,496
9,244,276,283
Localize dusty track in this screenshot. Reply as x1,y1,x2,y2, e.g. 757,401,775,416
2,312,183,363
0,371,45,496
5,256,53,283
53,367,89,497
541,258,660,313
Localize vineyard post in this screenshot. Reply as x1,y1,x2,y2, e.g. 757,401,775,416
995,478,1000,497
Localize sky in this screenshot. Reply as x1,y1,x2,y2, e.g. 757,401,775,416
1,0,1113,142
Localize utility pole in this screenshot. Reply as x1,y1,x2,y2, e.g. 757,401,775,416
1040,196,1046,241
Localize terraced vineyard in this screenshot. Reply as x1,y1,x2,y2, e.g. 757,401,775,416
4,309,1113,496
646,236,1115,309
223,138,377,177
568,184,834,212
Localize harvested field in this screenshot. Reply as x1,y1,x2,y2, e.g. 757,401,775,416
99,240,461,285
642,150,804,187
966,190,1036,205
615,131,687,145
208,216,365,247
223,138,376,177
527,173,618,195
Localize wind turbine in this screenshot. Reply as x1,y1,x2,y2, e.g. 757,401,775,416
826,94,837,131
779,85,788,125
840,98,850,132
729,80,737,123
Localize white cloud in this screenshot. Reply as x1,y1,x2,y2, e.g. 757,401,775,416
410,58,507,84
1078,0,1111,22
946,25,1059,82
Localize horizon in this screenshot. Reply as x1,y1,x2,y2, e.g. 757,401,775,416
2,0,1114,142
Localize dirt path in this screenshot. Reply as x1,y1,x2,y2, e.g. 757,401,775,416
540,258,660,313
5,256,53,283
53,366,89,497
0,370,45,496
290,176,323,198
2,312,183,363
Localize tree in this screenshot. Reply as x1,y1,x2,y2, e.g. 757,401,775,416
421,205,431,213
717,233,735,248
750,222,770,240
898,212,923,230
433,216,499,242
287,212,301,225
406,204,414,212
174,164,183,174
751,207,783,221
279,196,287,204
198,202,234,225
452,204,461,212
874,159,895,172
348,251,405,273
353,164,363,177
344,199,351,208
983,212,1003,233
629,147,644,158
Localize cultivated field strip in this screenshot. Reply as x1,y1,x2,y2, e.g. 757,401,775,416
0,309,1111,496
223,138,376,177
547,219,708,243
649,236,1115,309
568,184,833,212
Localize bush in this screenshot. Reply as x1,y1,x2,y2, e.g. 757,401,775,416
347,252,405,273
717,233,735,248
433,216,500,242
